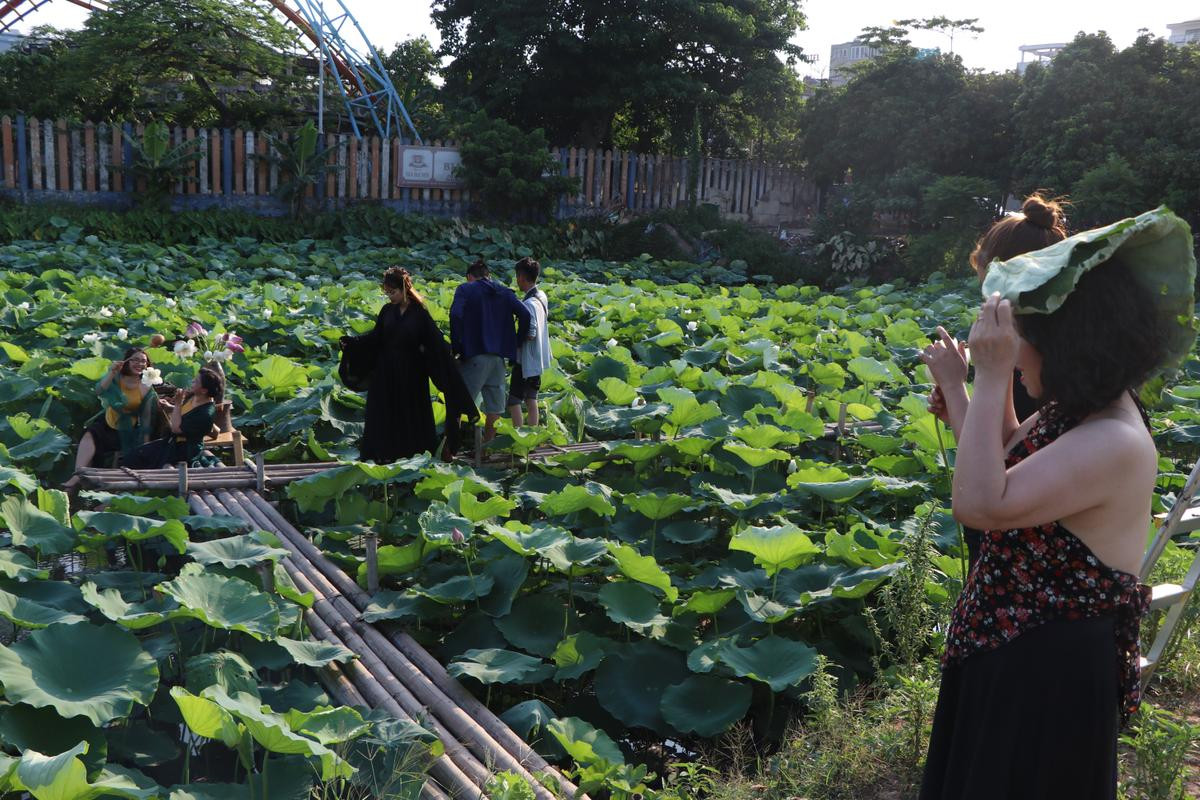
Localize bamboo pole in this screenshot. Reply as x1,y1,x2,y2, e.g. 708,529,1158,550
224,489,559,800
236,490,583,800
192,489,490,800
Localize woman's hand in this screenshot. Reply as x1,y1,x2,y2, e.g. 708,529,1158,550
968,294,1020,377
920,326,968,389
927,385,950,425
109,360,125,375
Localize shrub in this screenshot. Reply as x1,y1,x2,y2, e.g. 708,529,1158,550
452,111,577,221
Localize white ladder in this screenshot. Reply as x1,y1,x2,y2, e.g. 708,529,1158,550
1139,457,1200,685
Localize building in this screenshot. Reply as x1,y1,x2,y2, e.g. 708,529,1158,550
1016,42,1066,75
0,31,24,53
829,41,880,86
1167,19,1200,45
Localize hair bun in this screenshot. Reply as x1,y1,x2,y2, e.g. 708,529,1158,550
1021,194,1062,230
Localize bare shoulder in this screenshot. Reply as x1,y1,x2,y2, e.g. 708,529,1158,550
1065,412,1155,462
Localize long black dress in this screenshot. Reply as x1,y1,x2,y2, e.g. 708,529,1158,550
344,302,477,463
920,403,1151,800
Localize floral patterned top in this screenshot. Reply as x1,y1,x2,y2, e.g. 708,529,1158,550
943,401,1152,724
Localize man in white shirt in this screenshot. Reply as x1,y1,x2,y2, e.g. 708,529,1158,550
508,257,551,426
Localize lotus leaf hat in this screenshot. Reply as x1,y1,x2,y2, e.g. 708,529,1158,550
981,206,1197,373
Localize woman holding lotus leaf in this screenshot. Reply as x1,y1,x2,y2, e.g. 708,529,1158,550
72,346,160,472
918,208,1196,800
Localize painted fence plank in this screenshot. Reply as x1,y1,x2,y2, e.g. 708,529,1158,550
84,123,96,192
233,129,245,194
42,119,55,191
29,118,41,190
70,127,82,191
198,129,208,194
255,133,268,196
56,119,68,191
0,116,13,190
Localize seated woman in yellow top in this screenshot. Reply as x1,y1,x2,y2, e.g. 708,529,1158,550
74,347,158,470
126,367,222,469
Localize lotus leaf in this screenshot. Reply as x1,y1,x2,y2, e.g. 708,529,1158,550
418,573,495,602
718,636,819,692
283,705,370,745
495,593,572,656
201,687,353,780
0,586,88,628
0,496,76,555
728,523,820,576
545,716,625,766
606,542,678,601
0,622,158,726
185,650,261,697
77,511,188,554
186,533,291,568
0,704,108,774
593,642,689,731
597,581,667,629
157,573,280,639
447,648,554,684
660,675,752,736
479,554,530,617
723,442,790,468
551,632,613,680
621,490,694,521
538,482,616,517
253,355,310,397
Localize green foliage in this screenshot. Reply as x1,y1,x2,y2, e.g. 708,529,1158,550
433,0,805,152
118,121,204,209
0,0,310,128
452,111,578,220
261,121,341,218
1119,703,1200,800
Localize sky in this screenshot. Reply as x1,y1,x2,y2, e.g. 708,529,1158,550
10,0,1200,78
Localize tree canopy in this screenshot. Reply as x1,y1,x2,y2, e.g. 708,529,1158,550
431,0,806,153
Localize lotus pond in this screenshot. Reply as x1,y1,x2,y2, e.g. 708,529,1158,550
0,233,1196,798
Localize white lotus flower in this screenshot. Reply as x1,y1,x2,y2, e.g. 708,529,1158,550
686,321,698,332
117,328,129,340
165,298,177,308
82,332,102,345
787,459,798,474
263,308,273,319
228,314,238,324
141,367,162,387
98,307,113,318
606,338,618,348
631,396,646,408
629,303,636,311
210,350,231,362
16,302,29,310
116,307,126,315
203,350,215,360
174,339,197,358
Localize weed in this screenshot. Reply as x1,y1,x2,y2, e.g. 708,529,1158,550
1120,702,1200,800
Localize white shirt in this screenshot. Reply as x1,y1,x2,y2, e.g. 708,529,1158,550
517,287,551,377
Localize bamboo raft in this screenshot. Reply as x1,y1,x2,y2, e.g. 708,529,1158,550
187,486,585,800
74,460,340,492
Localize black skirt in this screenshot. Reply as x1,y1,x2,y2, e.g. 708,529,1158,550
920,615,1120,800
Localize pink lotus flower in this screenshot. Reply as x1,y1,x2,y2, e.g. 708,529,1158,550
222,333,244,353
451,527,465,544
185,321,208,338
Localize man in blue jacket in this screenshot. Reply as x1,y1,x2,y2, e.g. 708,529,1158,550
450,259,531,441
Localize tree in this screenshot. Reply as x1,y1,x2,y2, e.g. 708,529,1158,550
1011,32,1200,228
0,28,78,118
431,0,805,151
378,37,447,140
0,0,312,128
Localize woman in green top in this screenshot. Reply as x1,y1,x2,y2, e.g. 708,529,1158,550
74,347,158,470
128,367,222,469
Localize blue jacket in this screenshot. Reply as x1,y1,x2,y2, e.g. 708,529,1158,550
449,278,531,362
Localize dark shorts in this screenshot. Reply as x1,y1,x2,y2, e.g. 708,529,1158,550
507,363,541,407
84,418,122,464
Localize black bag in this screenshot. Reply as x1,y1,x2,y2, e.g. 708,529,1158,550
338,336,376,392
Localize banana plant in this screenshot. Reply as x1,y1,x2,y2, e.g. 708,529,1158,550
119,121,203,209
261,121,340,218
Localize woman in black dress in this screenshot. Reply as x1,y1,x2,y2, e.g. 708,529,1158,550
340,267,476,463
919,208,1195,799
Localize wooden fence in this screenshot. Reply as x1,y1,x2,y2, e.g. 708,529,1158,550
0,116,814,222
